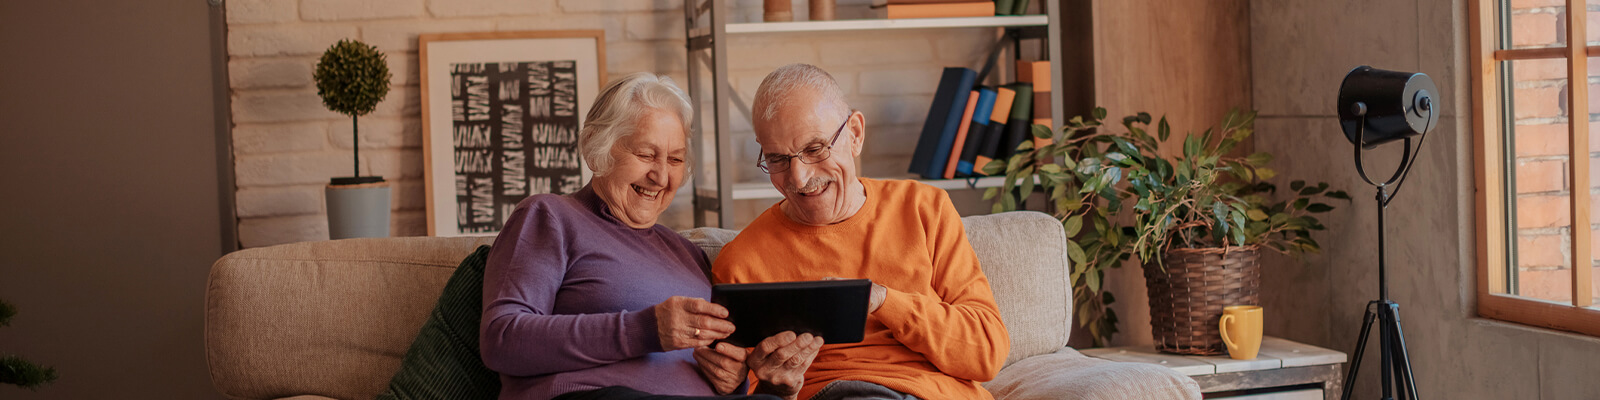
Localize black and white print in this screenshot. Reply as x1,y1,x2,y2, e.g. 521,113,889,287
449,60,582,234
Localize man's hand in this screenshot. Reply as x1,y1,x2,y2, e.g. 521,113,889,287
747,331,824,399
654,296,735,351
692,342,748,395
824,277,887,314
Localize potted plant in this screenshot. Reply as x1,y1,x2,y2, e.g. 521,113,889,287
1,299,57,390
314,39,393,239
985,108,1347,352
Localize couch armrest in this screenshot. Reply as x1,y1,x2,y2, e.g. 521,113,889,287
985,348,1201,400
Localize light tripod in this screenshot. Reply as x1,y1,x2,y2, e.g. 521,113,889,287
1336,66,1437,400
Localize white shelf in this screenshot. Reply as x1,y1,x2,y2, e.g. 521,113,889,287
723,15,1048,34
730,176,1027,200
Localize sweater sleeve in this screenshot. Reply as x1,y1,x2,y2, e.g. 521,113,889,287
478,203,663,377
872,193,1011,382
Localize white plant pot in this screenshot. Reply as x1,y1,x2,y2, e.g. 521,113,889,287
326,179,391,239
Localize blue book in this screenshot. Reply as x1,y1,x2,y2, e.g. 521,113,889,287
956,87,998,176
909,67,977,179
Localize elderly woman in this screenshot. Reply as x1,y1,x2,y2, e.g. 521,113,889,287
480,73,789,400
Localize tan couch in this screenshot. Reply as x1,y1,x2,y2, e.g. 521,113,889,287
206,211,1201,399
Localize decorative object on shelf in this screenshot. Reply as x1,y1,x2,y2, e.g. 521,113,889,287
1219,305,1264,360
419,31,605,236
1,298,58,390
985,108,1347,349
1335,66,1438,400
809,0,835,21
315,39,393,240
764,0,793,21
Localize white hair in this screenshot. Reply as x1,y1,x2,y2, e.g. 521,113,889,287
578,72,695,177
752,63,850,122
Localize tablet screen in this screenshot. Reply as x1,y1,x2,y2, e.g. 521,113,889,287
710,279,871,347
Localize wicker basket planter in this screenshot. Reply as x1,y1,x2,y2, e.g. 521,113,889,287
1142,247,1261,355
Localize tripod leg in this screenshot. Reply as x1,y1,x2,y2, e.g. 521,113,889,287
1385,304,1420,400
1342,302,1380,400
1380,304,1394,400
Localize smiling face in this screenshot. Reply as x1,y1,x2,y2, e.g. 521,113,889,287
754,88,867,226
590,108,687,229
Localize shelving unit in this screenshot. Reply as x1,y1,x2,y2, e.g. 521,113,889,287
683,1,1066,227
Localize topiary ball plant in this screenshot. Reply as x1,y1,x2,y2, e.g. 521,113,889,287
314,39,392,183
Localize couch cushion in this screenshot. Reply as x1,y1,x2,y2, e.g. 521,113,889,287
375,245,500,400
984,348,1201,400
206,236,493,400
681,211,1071,368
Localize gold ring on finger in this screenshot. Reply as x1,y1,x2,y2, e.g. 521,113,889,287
693,328,701,338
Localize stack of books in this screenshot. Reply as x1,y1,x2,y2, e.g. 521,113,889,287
878,0,1033,19
907,61,1051,179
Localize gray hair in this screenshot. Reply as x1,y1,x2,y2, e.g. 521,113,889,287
578,72,695,177
752,63,850,122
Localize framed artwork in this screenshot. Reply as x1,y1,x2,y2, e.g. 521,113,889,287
420,30,606,236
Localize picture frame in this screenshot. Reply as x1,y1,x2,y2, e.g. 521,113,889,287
419,30,606,236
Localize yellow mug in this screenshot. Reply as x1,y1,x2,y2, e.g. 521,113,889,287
1219,305,1263,360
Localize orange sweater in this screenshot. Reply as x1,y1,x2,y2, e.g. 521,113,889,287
712,178,1010,400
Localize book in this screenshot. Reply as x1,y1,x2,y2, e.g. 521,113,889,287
973,86,1017,175
995,0,1016,16
909,67,977,179
1017,60,1050,88
885,0,986,3
1000,83,1035,159
711,280,871,347
947,88,997,178
943,91,980,179
1017,61,1051,146
883,2,995,19
1012,0,1031,15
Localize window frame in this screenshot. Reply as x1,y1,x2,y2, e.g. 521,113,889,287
1471,0,1600,337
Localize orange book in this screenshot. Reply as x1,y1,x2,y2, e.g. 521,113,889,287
972,87,1016,173
884,2,995,19
943,91,980,179
1016,61,1051,88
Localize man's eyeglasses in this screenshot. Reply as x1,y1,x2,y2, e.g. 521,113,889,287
756,113,852,174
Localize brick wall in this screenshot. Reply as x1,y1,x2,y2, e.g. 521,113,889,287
1508,1,1600,302
225,0,999,247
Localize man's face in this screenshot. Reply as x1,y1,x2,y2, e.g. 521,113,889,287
753,90,864,226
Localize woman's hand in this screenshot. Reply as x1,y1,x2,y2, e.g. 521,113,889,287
654,296,735,351
693,342,749,395
747,331,824,400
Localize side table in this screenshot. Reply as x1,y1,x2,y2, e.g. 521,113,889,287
1081,337,1348,400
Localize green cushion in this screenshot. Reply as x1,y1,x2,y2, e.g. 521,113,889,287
376,245,501,400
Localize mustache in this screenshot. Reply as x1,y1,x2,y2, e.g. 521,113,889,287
789,177,832,193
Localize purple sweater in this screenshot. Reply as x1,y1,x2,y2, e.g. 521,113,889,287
480,185,718,399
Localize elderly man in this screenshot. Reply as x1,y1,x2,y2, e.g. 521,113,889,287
694,64,1010,400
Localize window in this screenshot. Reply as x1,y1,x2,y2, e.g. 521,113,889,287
1472,0,1600,336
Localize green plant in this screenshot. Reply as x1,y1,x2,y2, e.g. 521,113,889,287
984,108,1347,346
1,299,57,390
314,39,392,178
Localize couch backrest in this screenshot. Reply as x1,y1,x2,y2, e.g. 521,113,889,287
206,236,494,400
205,212,1070,399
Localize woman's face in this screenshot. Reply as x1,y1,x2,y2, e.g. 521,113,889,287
591,108,687,229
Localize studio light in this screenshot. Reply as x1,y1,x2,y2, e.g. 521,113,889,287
1335,65,1437,400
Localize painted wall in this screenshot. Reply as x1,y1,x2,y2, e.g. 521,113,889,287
1250,0,1600,398
0,0,227,398
225,0,1014,245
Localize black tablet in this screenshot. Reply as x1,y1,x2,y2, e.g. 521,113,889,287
710,279,871,348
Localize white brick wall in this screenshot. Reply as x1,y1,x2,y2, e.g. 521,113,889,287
225,0,992,248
